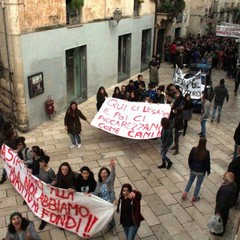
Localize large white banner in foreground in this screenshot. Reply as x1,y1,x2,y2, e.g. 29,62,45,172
1,145,115,238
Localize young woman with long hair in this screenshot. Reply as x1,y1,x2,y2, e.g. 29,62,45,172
5,211,41,240
64,101,90,149
55,162,76,191
117,183,144,240
94,159,116,235
96,86,108,111
182,137,211,202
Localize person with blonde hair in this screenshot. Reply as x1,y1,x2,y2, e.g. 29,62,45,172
211,172,237,236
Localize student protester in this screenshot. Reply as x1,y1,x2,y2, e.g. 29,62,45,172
55,162,76,191
149,55,160,86
171,107,184,155
134,74,145,90
96,86,108,111
127,91,138,102
211,78,229,123
126,80,136,98
120,85,127,99
117,183,144,240
158,117,173,169
112,86,124,99
15,137,33,167
211,172,237,237
137,82,147,102
182,93,193,136
146,82,157,102
94,159,116,235
199,92,211,138
154,85,165,103
37,155,56,230
5,211,41,240
182,137,210,202
75,166,97,193
30,146,45,176
64,101,90,149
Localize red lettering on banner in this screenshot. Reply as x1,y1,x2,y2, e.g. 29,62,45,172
113,112,128,121
107,98,127,111
50,187,74,200
133,115,145,122
83,214,98,238
98,123,120,134
128,130,161,139
103,108,110,115
9,167,25,194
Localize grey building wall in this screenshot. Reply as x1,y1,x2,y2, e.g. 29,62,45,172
21,15,154,129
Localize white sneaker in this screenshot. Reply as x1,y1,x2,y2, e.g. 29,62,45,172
77,144,82,148
70,144,75,149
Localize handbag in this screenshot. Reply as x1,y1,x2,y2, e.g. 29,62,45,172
207,214,224,234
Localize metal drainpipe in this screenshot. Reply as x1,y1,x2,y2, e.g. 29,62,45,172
2,1,15,122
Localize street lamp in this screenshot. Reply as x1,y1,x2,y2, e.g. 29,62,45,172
109,8,122,27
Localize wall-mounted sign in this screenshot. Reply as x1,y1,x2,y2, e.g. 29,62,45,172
28,72,44,98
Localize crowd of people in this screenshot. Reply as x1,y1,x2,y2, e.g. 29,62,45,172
0,117,144,239
1,33,240,239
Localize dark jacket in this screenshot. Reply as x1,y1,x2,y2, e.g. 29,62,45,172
215,182,237,215
212,84,229,105
233,125,240,145
188,147,211,174
161,127,173,149
182,99,193,120
174,113,184,131
75,174,97,193
118,190,144,227
227,158,240,189
64,109,87,134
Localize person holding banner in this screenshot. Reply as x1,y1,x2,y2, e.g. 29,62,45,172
96,86,108,111
55,162,76,189
117,183,144,240
199,93,211,138
75,166,97,193
5,211,41,240
64,101,90,149
158,117,173,169
94,159,116,235
37,155,56,230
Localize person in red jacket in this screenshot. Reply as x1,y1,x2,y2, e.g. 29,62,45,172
117,183,144,240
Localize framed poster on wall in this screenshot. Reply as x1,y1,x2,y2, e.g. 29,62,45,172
28,72,44,98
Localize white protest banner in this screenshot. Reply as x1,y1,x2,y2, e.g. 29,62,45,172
91,98,171,139
174,69,202,99
216,24,240,38
0,145,115,238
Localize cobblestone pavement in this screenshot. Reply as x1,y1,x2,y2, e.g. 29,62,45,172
0,63,239,240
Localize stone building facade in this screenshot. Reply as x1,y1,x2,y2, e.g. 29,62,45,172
188,0,240,35
0,0,155,131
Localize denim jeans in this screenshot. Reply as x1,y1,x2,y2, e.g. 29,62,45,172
123,225,138,240
69,134,81,145
212,102,223,121
184,170,205,197
161,147,171,163
200,119,207,137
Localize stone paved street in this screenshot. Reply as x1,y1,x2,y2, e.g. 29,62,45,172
0,62,239,240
